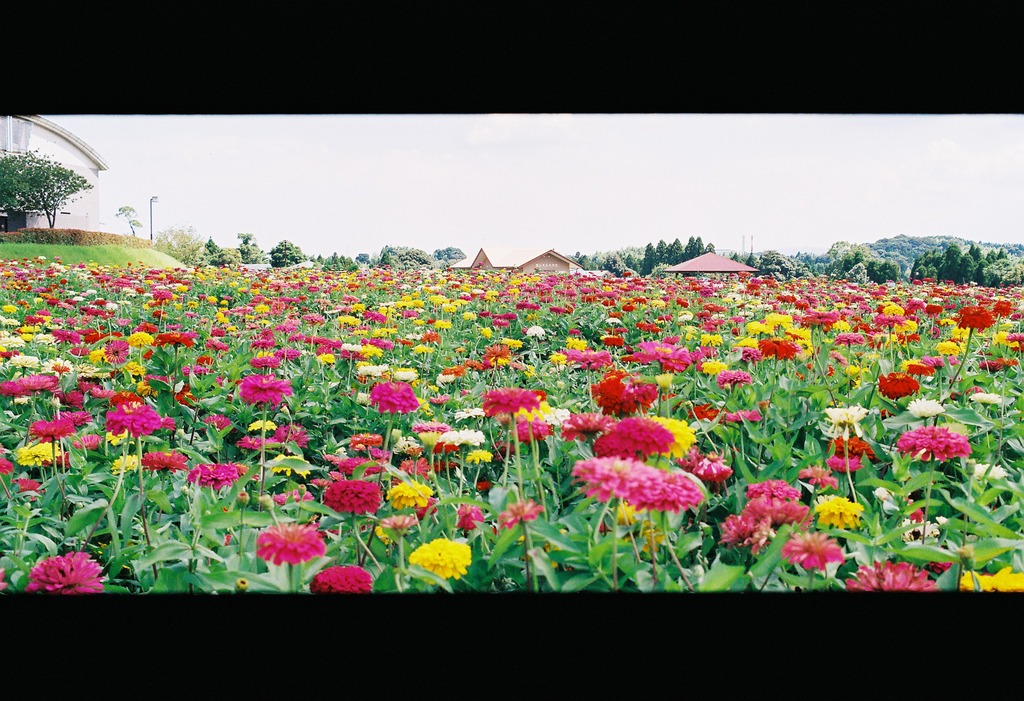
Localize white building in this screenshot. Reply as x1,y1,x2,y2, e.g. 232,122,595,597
1,115,109,233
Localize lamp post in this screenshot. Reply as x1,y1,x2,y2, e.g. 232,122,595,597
149,196,159,241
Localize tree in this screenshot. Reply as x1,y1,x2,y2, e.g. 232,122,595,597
269,239,307,268
237,233,268,264
665,238,685,265
154,225,207,266
203,237,221,263
432,246,466,263
116,206,142,237
640,243,657,276
208,247,243,267
355,253,371,265
0,149,92,228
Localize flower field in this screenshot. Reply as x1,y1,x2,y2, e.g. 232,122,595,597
2,256,1024,595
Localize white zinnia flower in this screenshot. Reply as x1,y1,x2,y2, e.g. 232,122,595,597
454,407,485,421
973,463,1007,480
822,405,870,438
970,392,1003,405
437,429,486,447
8,354,41,368
526,325,546,338
356,363,390,378
906,398,945,419
392,368,418,382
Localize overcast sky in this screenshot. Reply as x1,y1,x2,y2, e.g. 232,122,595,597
39,113,1024,261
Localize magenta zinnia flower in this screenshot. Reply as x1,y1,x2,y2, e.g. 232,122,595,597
310,565,374,593
141,450,189,472
256,523,326,566
368,381,420,414
781,531,845,571
25,551,105,594
237,373,293,407
896,425,972,462
104,402,163,437
592,416,675,459
482,387,541,417
323,479,382,514
845,560,939,592
186,462,247,489
456,503,485,531
716,370,753,390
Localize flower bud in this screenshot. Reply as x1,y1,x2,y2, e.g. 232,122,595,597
236,491,250,506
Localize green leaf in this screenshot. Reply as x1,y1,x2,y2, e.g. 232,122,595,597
947,498,1020,539
697,557,748,592
65,499,109,535
147,488,174,514
898,544,957,563
133,540,194,569
199,509,275,530
970,538,1024,566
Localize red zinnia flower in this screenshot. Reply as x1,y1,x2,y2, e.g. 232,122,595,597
256,523,326,566
153,331,197,348
877,372,920,400
310,565,374,594
955,305,995,331
25,551,105,594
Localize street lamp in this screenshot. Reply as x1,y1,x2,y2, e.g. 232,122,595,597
149,196,159,241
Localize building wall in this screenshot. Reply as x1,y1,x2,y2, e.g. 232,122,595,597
520,253,572,273
1,116,106,231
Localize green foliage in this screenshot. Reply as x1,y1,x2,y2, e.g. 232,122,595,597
0,150,92,228
237,233,268,264
6,228,153,249
317,252,358,271
375,245,435,270
154,225,208,266
208,247,243,267
432,246,466,263
754,250,812,281
269,239,307,268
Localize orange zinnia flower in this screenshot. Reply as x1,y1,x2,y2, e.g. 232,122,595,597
877,371,920,400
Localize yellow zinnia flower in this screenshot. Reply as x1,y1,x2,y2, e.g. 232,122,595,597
815,496,864,529
387,481,434,510
408,538,472,580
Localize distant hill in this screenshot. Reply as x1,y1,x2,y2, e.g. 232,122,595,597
866,234,1024,273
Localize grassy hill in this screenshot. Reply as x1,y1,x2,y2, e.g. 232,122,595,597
0,242,184,268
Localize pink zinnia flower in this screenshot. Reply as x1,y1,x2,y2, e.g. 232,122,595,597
498,499,545,529
845,560,939,592
896,425,972,462
0,457,13,475
482,387,541,417
29,417,77,443
141,450,189,472
456,503,485,531
25,551,105,594
202,414,233,430
747,479,801,501
716,370,753,390
256,523,326,566
561,412,616,441
186,462,247,489
798,465,839,490
310,565,374,593
572,455,638,502
620,464,705,513
323,479,382,514
16,374,60,394
781,531,845,571
71,434,102,450
368,381,420,414
689,453,734,484
516,417,552,442
237,373,293,407
104,401,163,437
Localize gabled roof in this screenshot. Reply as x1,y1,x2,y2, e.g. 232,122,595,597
450,248,580,270
663,252,758,273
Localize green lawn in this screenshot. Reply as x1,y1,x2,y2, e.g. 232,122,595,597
0,243,184,268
